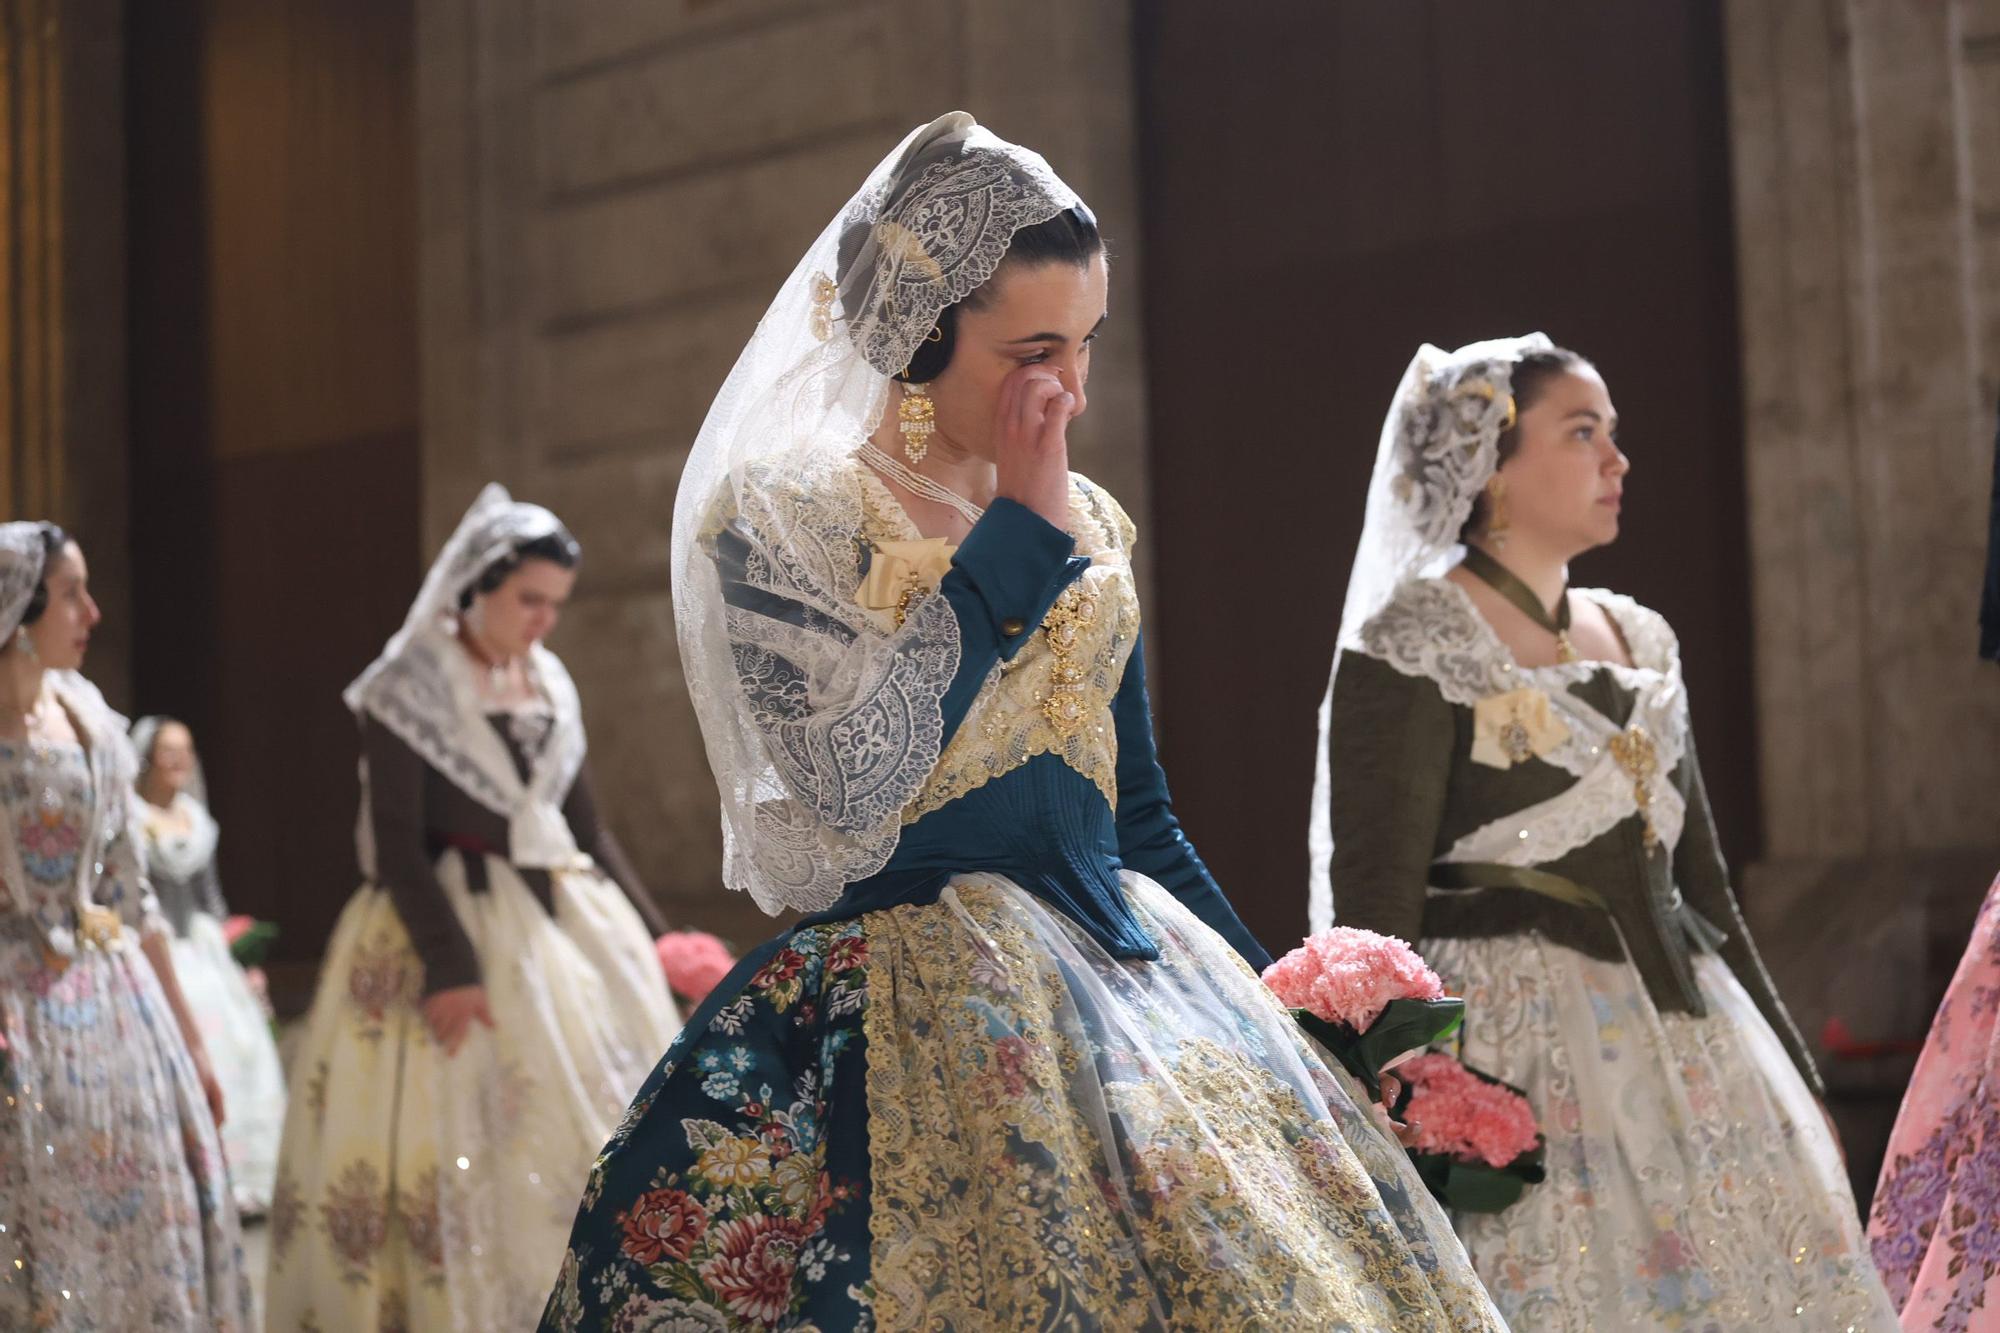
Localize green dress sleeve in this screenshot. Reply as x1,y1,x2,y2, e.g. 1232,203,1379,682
1325,651,1456,945
1672,730,1825,1095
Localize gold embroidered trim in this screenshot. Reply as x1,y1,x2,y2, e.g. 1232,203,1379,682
1039,580,1097,735
904,478,1140,820
860,883,1493,1330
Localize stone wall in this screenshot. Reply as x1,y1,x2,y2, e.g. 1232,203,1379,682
416,0,1151,941
1726,0,2000,1151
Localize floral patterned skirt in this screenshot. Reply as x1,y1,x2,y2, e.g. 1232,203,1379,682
0,917,253,1331
543,872,1506,1332
1422,931,1898,1331
266,856,680,1332
170,910,287,1215
1869,874,2000,1332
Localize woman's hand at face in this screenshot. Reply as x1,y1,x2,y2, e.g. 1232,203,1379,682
991,364,1075,530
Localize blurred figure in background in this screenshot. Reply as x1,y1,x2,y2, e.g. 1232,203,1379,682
0,522,251,1329
133,713,288,1216
267,486,680,1331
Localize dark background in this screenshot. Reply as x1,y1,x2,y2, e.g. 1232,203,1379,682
126,0,421,968
122,0,1758,1004
1135,2,1758,954
117,0,1931,1208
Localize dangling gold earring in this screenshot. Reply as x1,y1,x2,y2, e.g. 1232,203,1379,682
898,378,936,464
1486,475,1511,549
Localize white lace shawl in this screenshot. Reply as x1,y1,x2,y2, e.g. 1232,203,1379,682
351,624,589,880
1311,576,1691,930
0,671,163,953
141,791,221,884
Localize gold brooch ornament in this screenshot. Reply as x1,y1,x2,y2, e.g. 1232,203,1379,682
78,904,122,950
856,537,955,629
1471,688,1571,769
1609,724,1662,851
44,904,124,975
871,220,945,284
1040,582,1098,736
1451,379,1518,452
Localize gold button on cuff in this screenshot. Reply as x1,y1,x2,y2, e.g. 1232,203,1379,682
1000,617,1027,637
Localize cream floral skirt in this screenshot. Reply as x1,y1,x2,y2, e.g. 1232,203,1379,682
1423,931,1898,1331
266,856,679,1332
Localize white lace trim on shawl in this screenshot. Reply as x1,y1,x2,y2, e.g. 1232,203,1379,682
0,671,161,954
1352,577,1690,869
350,623,589,879
703,451,961,915
142,791,221,883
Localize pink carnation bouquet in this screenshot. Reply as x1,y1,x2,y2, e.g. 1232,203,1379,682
222,914,279,1027
655,931,737,1008
223,913,278,967
1262,927,1464,1101
1391,1052,1546,1213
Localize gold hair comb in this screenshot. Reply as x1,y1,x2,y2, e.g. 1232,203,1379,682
809,272,839,341
872,221,945,284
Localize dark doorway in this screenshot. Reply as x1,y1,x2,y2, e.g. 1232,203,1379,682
126,0,421,1004
1135,2,1756,953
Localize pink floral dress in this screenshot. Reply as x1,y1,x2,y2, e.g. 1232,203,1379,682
1870,874,2000,1332
0,734,251,1329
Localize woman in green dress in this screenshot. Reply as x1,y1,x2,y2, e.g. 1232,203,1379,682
1309,336,1897,1331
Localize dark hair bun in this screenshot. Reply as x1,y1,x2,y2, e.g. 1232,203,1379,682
457,528,582,611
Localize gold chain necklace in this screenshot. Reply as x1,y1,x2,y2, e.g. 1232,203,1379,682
1462,545,1578,664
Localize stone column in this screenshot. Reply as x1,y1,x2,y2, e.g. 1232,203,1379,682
1726,0,2000,1138
416,0,1151,941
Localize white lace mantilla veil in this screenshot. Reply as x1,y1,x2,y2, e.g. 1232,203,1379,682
343,483,588,877
0,522,50,640
1306,333,1553,932
672,111,1081,916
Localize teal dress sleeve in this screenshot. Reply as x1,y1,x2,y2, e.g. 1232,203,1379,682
934,498,1091,738
1111,634,1272,971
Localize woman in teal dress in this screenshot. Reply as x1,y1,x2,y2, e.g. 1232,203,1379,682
539,113,1506,1332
